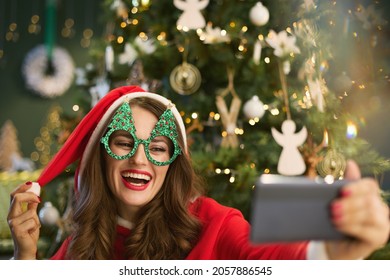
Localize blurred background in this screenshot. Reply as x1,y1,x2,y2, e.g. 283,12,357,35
0,0,389,259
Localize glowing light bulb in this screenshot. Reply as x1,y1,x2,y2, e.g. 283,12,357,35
346,121,358,139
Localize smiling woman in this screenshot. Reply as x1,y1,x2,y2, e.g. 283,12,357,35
101,104,173,221
6,85,390,260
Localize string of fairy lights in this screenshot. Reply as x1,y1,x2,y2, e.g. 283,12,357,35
47,1,369,175
0,0,386,176
0,0,97,61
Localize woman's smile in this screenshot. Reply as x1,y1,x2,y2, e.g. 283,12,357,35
121,169,152,191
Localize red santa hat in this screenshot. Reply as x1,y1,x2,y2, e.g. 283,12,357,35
28,85,187,196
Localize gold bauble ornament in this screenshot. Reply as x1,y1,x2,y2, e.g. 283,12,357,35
316,149,346,179
169,62,201,95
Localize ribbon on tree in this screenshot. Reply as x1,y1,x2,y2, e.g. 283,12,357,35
22,0,74,98
215,67,242,148
45,0,57,61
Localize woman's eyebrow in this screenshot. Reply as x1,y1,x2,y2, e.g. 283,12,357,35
151,136,169,144
112,131,133,138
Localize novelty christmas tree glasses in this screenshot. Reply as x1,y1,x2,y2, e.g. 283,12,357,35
101,101,182,166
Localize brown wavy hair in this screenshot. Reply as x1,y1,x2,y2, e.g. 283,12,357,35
66,97,204,259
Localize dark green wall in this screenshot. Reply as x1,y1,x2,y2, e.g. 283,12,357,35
0,0,104,157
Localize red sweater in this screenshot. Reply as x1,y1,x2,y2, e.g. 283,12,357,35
51,196,308,259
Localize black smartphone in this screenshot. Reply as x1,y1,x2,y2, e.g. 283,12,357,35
250,174,350,243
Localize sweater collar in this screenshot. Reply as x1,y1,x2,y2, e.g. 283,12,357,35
117,216,134,229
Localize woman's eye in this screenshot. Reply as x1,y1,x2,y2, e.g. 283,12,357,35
149,145,167,153
111,137,134,149
117,141,133,148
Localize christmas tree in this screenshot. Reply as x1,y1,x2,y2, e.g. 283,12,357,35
31,105,64,168
70,0,389,218
0,120,22,171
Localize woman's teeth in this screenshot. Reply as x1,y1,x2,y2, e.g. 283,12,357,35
122,172,151,185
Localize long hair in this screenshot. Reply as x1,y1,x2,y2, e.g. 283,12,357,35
66,97,203,259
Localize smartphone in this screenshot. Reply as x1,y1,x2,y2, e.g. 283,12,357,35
250,174,350,243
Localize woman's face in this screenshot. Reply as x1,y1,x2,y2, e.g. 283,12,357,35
103,105,170,221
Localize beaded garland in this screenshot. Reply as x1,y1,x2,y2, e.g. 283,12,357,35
100,101,182,166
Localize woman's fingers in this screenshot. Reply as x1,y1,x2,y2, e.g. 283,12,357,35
7,182,41,260
10,181,35,197
344,160,361,180
331,177,390,251
9,208,41,237
324,161,389,259
9,182,41,218
8,191,41,218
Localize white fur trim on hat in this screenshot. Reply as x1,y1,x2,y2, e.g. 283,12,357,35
26,182,41,197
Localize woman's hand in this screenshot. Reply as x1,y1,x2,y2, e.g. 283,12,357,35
7,182,41,260
326,160,390,259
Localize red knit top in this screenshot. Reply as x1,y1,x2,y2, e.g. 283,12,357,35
51,196,308,260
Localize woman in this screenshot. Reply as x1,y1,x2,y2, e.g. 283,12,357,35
7,85,390,260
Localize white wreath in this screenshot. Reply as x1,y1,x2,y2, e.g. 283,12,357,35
22,45,75,98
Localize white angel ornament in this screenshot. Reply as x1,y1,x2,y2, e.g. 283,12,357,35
174,0,209,30
271,119,307,176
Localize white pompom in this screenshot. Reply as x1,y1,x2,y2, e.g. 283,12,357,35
26,182,41,197
249,2,270,27
243,96,265,119
39,202,60,226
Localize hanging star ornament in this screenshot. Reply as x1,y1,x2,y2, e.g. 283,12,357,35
199,23,231,44
265,30,300,58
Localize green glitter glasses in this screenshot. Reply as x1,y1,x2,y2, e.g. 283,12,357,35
100,101,182,166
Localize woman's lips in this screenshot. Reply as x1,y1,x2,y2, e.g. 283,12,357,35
121,170,152,191
121,177,150,191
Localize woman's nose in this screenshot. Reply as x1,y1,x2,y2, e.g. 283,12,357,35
129,144,148,165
